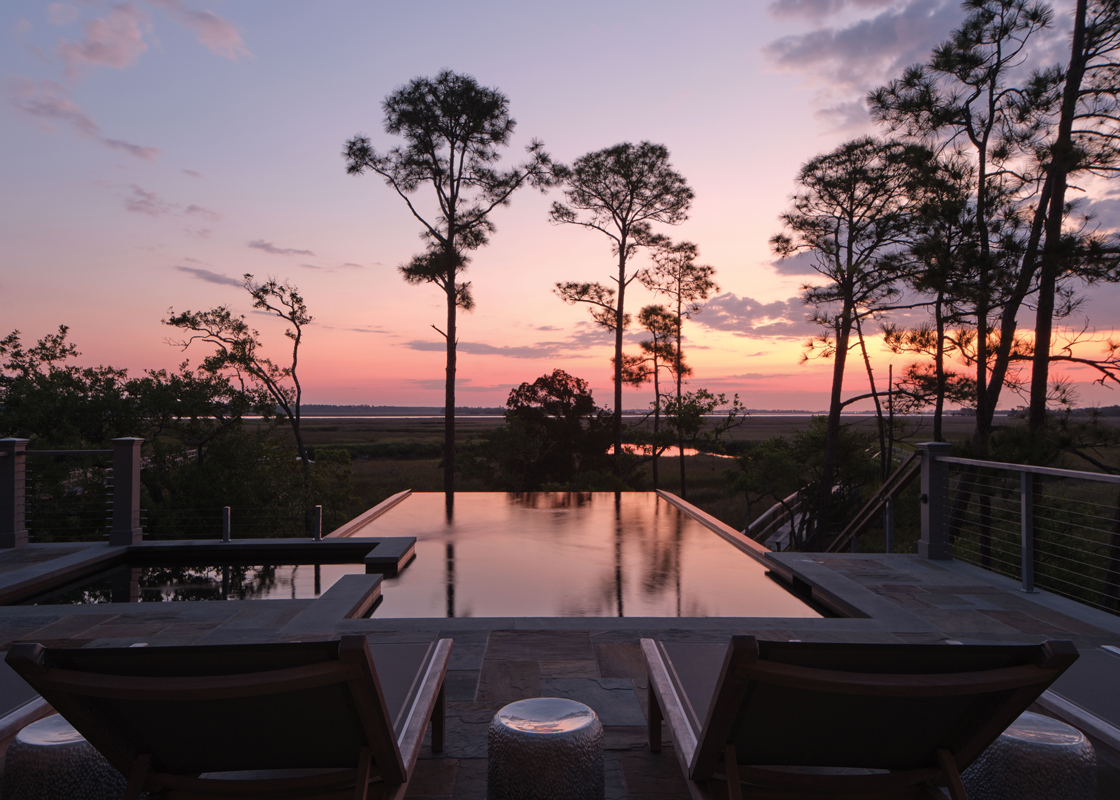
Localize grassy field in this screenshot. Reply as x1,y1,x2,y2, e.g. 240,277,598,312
288,413,987,533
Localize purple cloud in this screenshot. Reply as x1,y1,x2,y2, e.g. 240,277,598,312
148,0,249,60
248,239,315,257
764,0,960,94
174,266,240,286
8,78,158,160
769,251,820,276
694,293,819,338
182,168,203,178
124,185,174,216
185,204,221,222
768,0,893,19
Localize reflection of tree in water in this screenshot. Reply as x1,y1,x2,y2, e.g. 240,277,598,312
138,565,280,601
558,496,709,618
510,492,593,510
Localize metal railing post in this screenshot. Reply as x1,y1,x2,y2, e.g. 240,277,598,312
110,438,144,546
1021,472,1037,593
884,497,895,554
0,439,29,548
918,442,954,560
222,506,231,542
313,505,322,541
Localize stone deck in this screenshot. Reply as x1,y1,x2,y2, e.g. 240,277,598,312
1,547,1119,799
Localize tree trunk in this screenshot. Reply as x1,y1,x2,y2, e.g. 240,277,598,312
818,304,853,544
1029,0,1088,434
652,352,661,491
934,292,946,442
613,243,627,467
854,313,887,481
676,298,687,499
444,272,457,495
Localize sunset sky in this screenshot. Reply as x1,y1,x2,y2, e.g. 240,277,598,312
4,0,1119,411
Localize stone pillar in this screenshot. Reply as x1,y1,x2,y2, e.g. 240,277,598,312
0,439,30,548
918,442,954,560
110,438,144,547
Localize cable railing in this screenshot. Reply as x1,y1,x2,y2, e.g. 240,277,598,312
142,506,323,540
937,456,1120,615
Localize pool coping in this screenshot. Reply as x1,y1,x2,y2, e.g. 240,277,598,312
0,537,416,606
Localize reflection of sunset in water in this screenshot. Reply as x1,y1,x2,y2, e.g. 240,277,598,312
352,492,821,618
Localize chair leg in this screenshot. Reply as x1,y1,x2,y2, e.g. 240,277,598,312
123,753,151,800
937,748,969,800
648,683,663,752
354,745,372,800
431,682,446,753
723,744,743,800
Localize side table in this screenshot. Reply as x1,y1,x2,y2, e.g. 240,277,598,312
3,714,126,800
962,710,1096,800
488,697,604,800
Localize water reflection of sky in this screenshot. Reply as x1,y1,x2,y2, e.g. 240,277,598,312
357,492,821,619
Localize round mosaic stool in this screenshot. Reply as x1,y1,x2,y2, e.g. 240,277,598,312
961,711,1096,800
2,714,126,800
488,697,604,800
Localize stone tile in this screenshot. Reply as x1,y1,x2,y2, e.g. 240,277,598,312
605,753,628,800
539,678,646,726
451,757,487,798
871,584,926,594
977,609,1073,636
23,613,119,639
1028,610,1116,637
80,620,171,639
477,660,539,703
449,644,486,671
604,727,652,752
541,659,598,678
443,670,479,703
596,643,647,688
444,704,499,759
406,757,458,796
439,629,489,645
910,609,1021,635
485,630,594,661
617,751,690,796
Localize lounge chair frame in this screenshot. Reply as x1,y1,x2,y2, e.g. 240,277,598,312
6,634,451,800
643,635,1078,800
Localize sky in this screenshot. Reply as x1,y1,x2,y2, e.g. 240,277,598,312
3,0,1119,412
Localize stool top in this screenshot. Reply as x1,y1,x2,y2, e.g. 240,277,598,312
16,714,86,746
1002,711,1086,747
495,697,597,735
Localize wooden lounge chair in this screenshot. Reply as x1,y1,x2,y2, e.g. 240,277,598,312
5,634,451,800
642,635,1078,800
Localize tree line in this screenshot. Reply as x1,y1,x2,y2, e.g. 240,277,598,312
770,0,1120,542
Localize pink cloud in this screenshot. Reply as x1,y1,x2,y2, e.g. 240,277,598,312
185,203,221,222
122,185,222,223
249,239,315,257
147,0,249,60
124,184,174,216
7,77,159,160
56,3,149,76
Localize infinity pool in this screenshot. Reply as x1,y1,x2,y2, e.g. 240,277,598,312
353,492,821,618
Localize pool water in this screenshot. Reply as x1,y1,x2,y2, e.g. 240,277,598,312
353,492,821,618
25,562,369,604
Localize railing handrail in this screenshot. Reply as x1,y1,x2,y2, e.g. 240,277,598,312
938,456,1120,484
23,450,114,456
